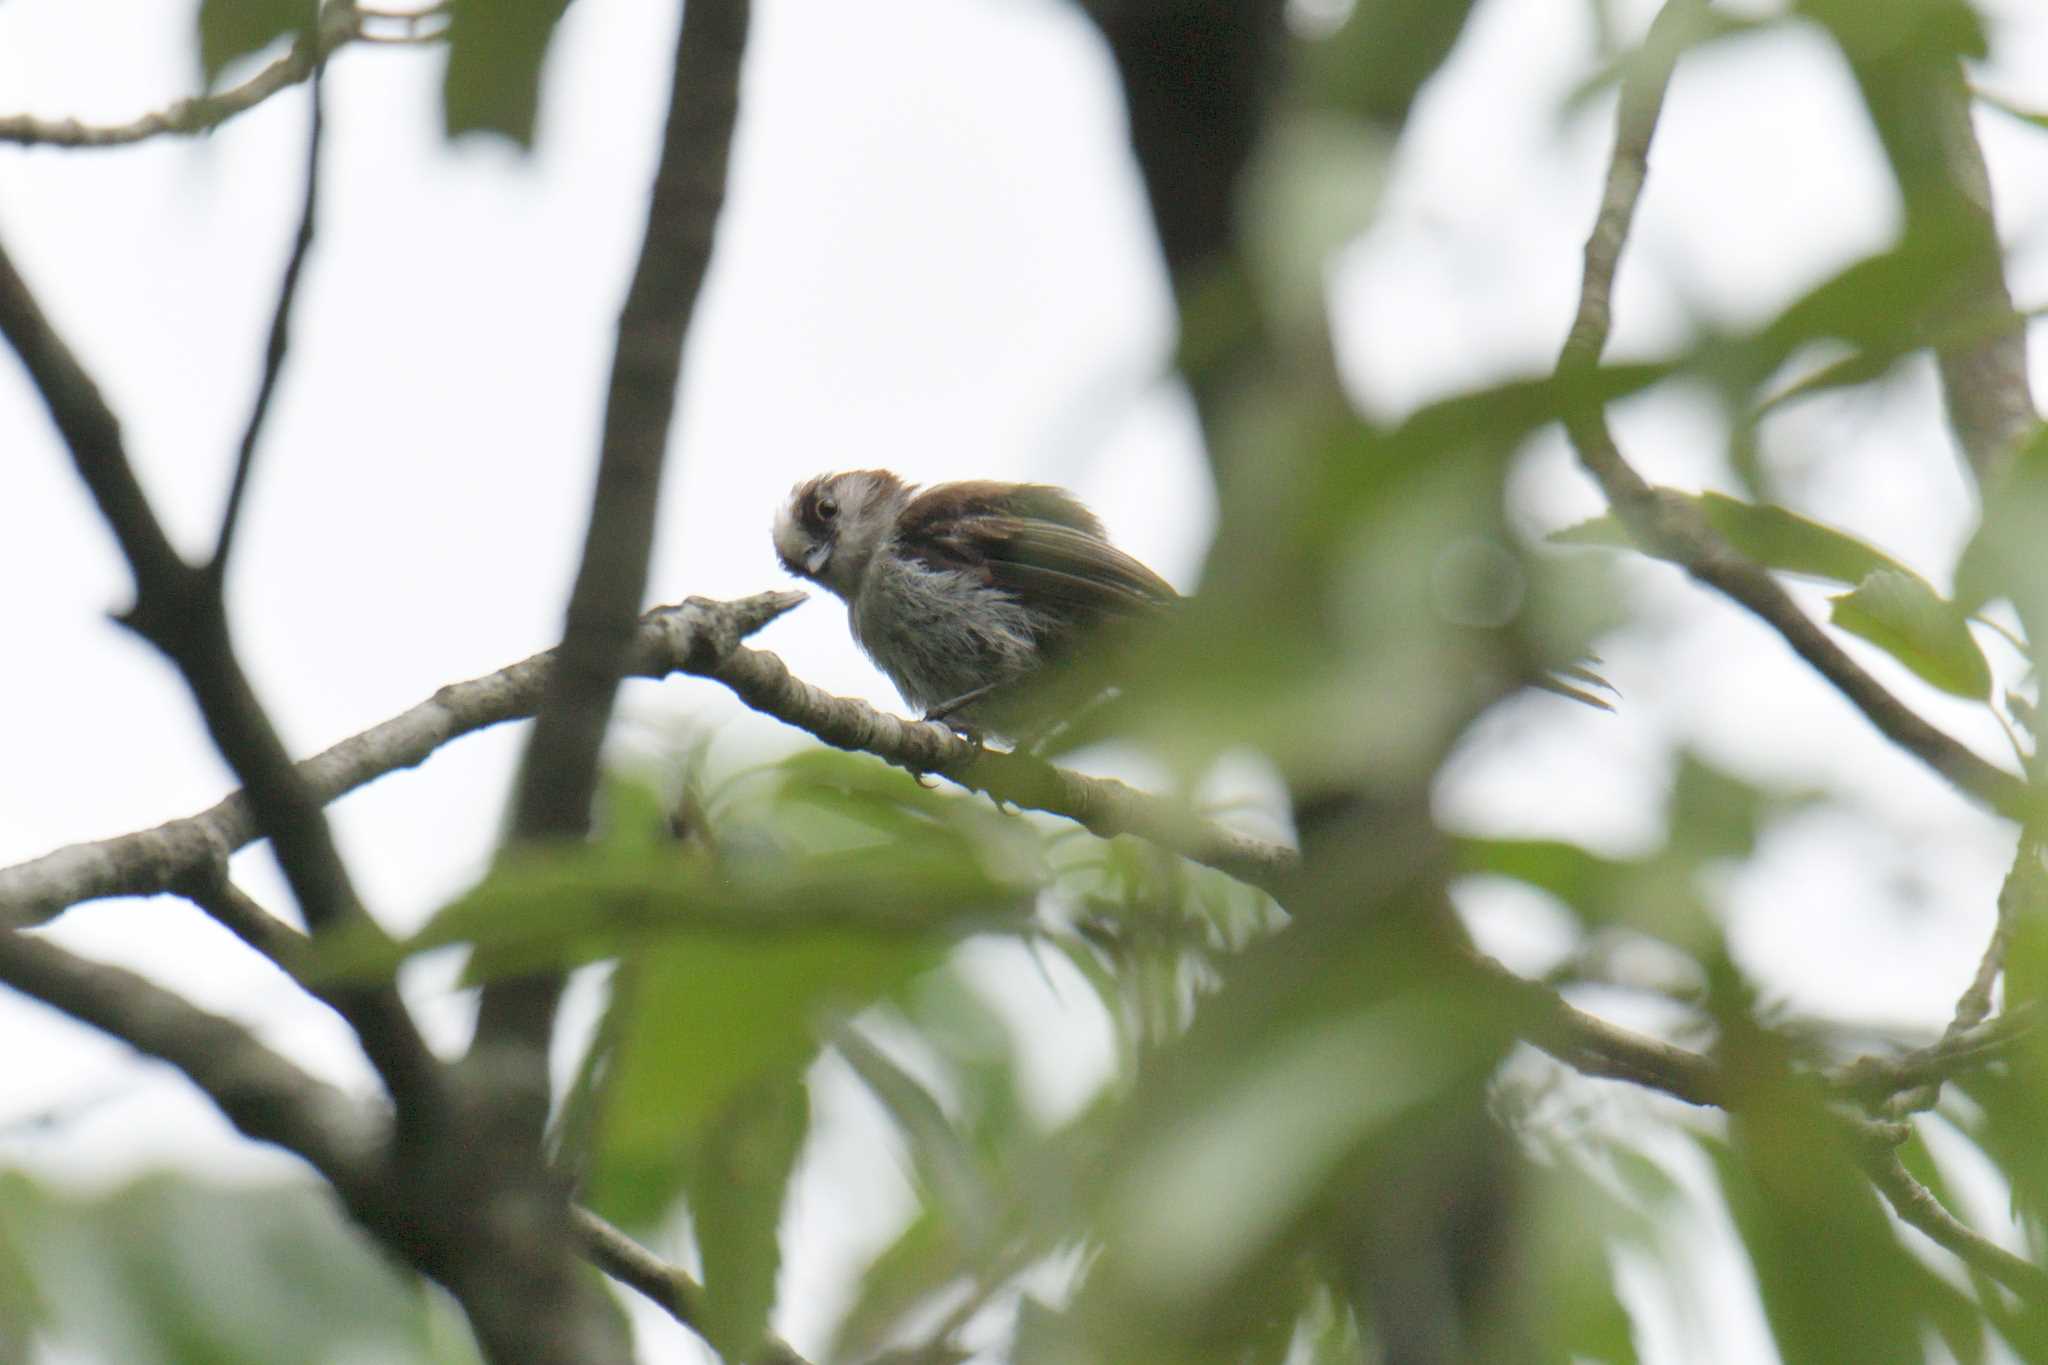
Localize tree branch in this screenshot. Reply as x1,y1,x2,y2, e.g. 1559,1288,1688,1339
0,3,437,149
0,593,1297,923
476,0,752,1136
1554,0,2027,820
1865,1145,2048,1303
212,55,326,580
0,928,388,1197
572,1207,815,1365
0,192,438,1121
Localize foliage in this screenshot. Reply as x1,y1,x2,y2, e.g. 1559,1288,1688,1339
6,0,2048,1362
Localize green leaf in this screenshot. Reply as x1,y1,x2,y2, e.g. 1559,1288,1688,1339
440,0,577,146
1829,569,1992,699
1554,492,1920,590
1956,424,2048,632
1978,88,2048,134
683,1074,809,1362
589,926,944,1227
197,0,307,89
0,1171,476,1365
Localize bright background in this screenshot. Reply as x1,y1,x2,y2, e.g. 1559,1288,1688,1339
3,0,2047,1360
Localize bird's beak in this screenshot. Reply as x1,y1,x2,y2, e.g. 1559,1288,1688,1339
804,543,832,575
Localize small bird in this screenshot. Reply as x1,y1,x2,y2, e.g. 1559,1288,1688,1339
772,470,1178,744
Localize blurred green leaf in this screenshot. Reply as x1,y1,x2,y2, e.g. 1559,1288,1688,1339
1829,569,1992,699
1522,1165,1644,1364
1295,0,1479,127
1101,988,1502,1305
1799,0,1985,67
683,1074,809,1361
837,1027,996,1243
1701,1104,1946,1365
1553,491,1920,589
313,766,1038,982
441,0,577,145
1977,88,2048,133
0,1171,475,1365
1956,424,2048,633
590,926,944,1227
197,0,306,89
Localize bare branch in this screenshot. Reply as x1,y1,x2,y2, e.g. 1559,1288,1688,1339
478,0,752,1139
0,231,366,928
0,591,1298,921
1554,0,2028,820
505,0,749,850
1830,1004,2039,1103
1865,1145,2048,1303
1473,953,1729,1108
180,877,443,1109
0,5,346,148
0,928,387,1195
212,58,326,580
0,593,796,927
0,208,442,1119
572,1207,815,1365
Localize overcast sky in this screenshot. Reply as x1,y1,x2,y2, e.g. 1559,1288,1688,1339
5,0,2048,1360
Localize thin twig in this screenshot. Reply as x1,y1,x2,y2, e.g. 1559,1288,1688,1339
1829,1004,2039,1102
1865,1146,2048,1303
212,54,326,580
1554,0,2027,819
0,5,346,148
572,1207,815,1365
180,877,443,1109
1473,953,1729,1108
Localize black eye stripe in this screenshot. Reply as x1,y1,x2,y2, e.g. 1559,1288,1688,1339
802,489,840,530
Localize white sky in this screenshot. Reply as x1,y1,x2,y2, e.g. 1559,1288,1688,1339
4,0,2048,1360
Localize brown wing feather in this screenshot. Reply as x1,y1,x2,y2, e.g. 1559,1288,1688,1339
897,481,1177,623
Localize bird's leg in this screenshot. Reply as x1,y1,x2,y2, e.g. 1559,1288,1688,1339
923,683,998,736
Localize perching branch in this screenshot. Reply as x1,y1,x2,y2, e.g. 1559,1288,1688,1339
0,593,1297,930
0,3,439,149
1554,0,2028,821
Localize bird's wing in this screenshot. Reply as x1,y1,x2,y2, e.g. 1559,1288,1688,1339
898,482,1178,623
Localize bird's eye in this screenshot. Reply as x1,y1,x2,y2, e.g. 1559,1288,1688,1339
816,495,839,521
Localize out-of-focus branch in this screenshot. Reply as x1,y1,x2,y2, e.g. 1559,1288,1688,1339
0,3,441,149
1843,54,2038,482
572,1207,815,1365
0,928,387,1196
1829,1005,2039,1103
477,0,752,1097
1475,954,1728,1108
1554,0,2027,821
1865,1145,2048,1302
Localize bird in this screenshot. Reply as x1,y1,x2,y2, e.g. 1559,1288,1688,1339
772,470,1179,745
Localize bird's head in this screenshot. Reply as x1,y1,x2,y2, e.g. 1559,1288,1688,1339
772,469,912,600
